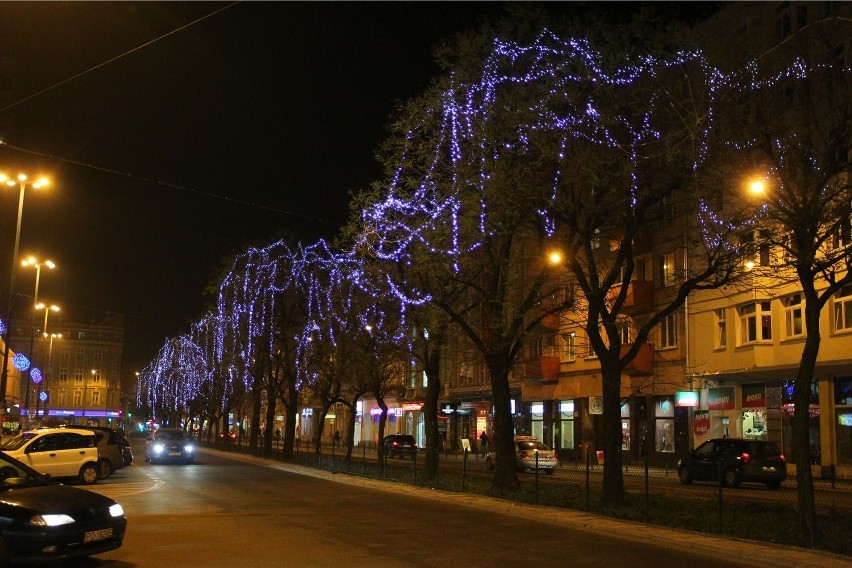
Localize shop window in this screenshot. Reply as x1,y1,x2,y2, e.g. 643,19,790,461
742,409,767,439
738,301,772,344
559,400,575,451
659,313,677,349
781,379,820,465
836,377,852,466
834,284,852,333
531,402,544,441
655,396,675,453
783,293,804,338
714,308,727,349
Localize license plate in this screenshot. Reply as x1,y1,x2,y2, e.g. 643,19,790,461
168,451,181,456
84,528,113,543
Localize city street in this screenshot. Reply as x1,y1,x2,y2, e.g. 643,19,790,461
55,439,844,568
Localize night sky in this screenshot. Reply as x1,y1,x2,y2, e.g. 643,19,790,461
0,2,720,385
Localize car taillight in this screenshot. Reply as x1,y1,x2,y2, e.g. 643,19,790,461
392,442,399,447
740,452,751,463
779,453,786,462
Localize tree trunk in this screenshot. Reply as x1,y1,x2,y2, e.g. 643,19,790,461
487,355,520,495
282,379,298,459
793,295,821,547
423,349,442,480
600,358,625,507
262,385,276,456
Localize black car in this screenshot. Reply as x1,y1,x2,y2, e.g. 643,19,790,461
145,428,195,464
677,438,787,489
0,451,126,565
382,434,417,459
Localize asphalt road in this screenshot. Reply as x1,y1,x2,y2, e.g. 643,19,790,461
51,440,849,568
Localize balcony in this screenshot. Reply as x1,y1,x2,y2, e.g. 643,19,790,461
607,280,654,314
524,356,560,383
621,342,654,376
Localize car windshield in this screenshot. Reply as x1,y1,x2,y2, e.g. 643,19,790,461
517,441,549,451
156,430,186,440
0,432,38,451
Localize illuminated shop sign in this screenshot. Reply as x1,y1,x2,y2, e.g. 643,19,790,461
742,384,766,408
675,391,699,407
708,387,736,410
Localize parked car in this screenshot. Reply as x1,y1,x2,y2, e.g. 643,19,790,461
145,428,195,464
485,435,559,475
0,450,126,565
382,434,417,459
0,428,101,484
677,438,787,489
73,426,127,479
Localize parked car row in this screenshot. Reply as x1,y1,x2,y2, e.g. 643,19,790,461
485,435,559,475
0,430,128,565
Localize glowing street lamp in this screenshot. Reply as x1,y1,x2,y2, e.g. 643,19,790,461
0,173,49,416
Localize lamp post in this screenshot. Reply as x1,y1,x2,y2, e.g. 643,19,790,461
0,173,49,417
21,257,57,426
39,332,62,422
24,303,59,424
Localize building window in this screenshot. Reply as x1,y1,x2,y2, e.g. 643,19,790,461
834,284,852,333
93,370,101,384
739,301,773,344
73,391,81,406
59,368,67,382
835,377,852,466
659,252,676,287
74,369,83,383
563,332,576,361
559,400,575,451
660,313,677,348
76,348,85,366
784,294,804,338
714,308,727,348
59,391,66,405
91,390,100,406
655,397,675,453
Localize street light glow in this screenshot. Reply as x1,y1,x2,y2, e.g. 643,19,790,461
548,250,563,265
748,179,766,195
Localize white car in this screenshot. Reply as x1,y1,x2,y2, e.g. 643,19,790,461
485,435,559,475
1,428,101,484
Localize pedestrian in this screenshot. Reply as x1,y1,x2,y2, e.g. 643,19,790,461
479,431,489,456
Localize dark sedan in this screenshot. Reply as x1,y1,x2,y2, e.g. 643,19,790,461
0,451,126,565
145,428,195,464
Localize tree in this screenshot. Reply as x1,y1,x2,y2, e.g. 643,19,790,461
709,16,852,545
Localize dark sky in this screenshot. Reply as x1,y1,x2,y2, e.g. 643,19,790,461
0,2,721,384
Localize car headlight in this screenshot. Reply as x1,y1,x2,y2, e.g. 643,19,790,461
184,445,194,453
153,443,165,454
31,514,75,527
109,504,124,518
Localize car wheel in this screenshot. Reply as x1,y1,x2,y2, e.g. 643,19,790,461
79,463,99,485
678,467,693,484
485,456,494,470
766,481,781,490
99,459,113,479
723,468,741,488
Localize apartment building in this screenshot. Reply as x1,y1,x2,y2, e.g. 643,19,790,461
9,312,125,429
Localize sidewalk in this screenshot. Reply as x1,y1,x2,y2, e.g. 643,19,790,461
199,445,852,568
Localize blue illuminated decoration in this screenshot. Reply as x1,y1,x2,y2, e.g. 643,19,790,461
39,391,48,402
13,353,30,372
29,367,42,384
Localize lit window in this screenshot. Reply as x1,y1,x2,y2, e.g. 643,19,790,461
714,309,727,348
834,284,852,333
783,294,804,338
659,252,676,287
739,302,773,344
563,332,576,361
660,313,677,348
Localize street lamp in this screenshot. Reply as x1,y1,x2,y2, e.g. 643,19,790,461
38,332,62,421
21,303,59,425
0,173,49,415
21,257,55,309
